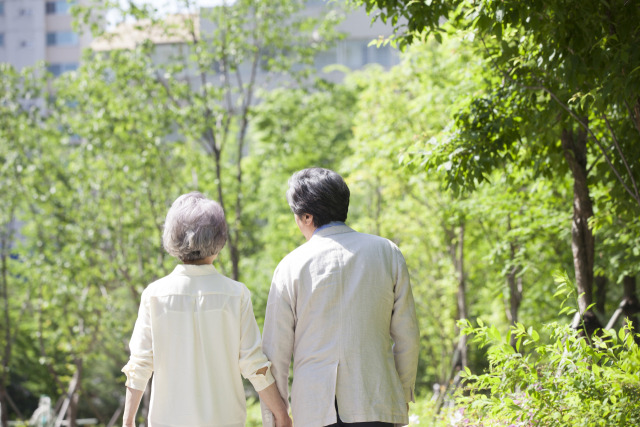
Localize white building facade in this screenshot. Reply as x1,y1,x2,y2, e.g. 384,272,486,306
92,1,401,81
310,2,400,74
0,0,91,75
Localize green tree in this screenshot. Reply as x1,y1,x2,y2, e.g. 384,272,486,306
0,64,52,427
243,80,357,316
359,0,640,331
85,0,340,281
42,49,185,424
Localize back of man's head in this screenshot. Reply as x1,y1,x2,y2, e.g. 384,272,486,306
287,168,350,228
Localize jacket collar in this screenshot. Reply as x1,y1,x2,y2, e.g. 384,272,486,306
171,263,218,276
311,224,355,239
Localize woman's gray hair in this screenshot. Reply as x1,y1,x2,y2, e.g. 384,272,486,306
162,192,228,262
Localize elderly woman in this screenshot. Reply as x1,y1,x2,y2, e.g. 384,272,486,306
122,192,291,427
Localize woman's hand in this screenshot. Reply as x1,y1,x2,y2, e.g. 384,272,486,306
122,387,144,427
258,381,292,427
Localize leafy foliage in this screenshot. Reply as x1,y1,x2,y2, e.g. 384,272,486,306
459,279,640,426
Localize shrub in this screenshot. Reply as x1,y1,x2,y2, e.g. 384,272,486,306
458,276,640,426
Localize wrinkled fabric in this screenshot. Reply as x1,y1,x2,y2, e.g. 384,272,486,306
262,225,420,427
122,264,274,427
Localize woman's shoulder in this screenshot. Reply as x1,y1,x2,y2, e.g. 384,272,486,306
140,270,249,299
139,273,176,297
214,274,251,296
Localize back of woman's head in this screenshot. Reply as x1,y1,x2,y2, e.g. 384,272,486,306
162,192,228,262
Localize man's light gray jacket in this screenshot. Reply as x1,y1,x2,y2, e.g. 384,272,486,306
262,224,420,427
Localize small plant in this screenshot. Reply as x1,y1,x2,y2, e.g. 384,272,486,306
457,272,640,426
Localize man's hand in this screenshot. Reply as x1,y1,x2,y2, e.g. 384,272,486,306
274,414,293,427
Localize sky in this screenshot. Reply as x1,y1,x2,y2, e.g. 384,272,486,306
107,0,226,29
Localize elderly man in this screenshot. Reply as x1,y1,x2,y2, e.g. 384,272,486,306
262,168,420,427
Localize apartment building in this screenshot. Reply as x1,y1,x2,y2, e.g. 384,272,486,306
92,1,400,82
0,0,92,75
308,2,400,73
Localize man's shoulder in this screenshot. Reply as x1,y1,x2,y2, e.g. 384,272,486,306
345,229,402,253
276,242,314,270
277,229,401,266
353,229,395,243
273,237,336,282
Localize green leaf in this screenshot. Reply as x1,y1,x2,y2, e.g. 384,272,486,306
531,329,539,342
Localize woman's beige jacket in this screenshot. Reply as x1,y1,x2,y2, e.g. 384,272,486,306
123,264,274,427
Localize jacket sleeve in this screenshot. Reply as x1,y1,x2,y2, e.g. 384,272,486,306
260,266,295,426
238,287,276,392
122,290,154,391
390,245,420,403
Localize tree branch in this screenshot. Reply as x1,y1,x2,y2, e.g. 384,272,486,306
602,112,640,201
526,85,640,207
37,288,65,393
153,71,181,108
477,33,640,208
624,99,640,136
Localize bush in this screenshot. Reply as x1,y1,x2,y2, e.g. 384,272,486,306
458,296,640,426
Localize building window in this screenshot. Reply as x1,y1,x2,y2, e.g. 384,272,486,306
47,62,78,77
365,44,392,68
339,40,369,69
46,1,74,15
314,48,337,70
0,33,4,48
0,2,5,16
46,31,78,46
18,8,32,16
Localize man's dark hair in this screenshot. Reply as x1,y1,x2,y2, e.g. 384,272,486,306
286,168,350,228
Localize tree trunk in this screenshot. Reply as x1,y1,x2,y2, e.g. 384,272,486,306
68,359,82,427
1,216,13,427
506,269,522,325
0,386,8,427
507,274,523,348
605,276,640,335
505,215,522,349
561,125,600,335
632,97,640,136
594,275,607,317
230,243,240,282
436,219,467,415
452,222,468,369
54,359,82,427
622,275,640,335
